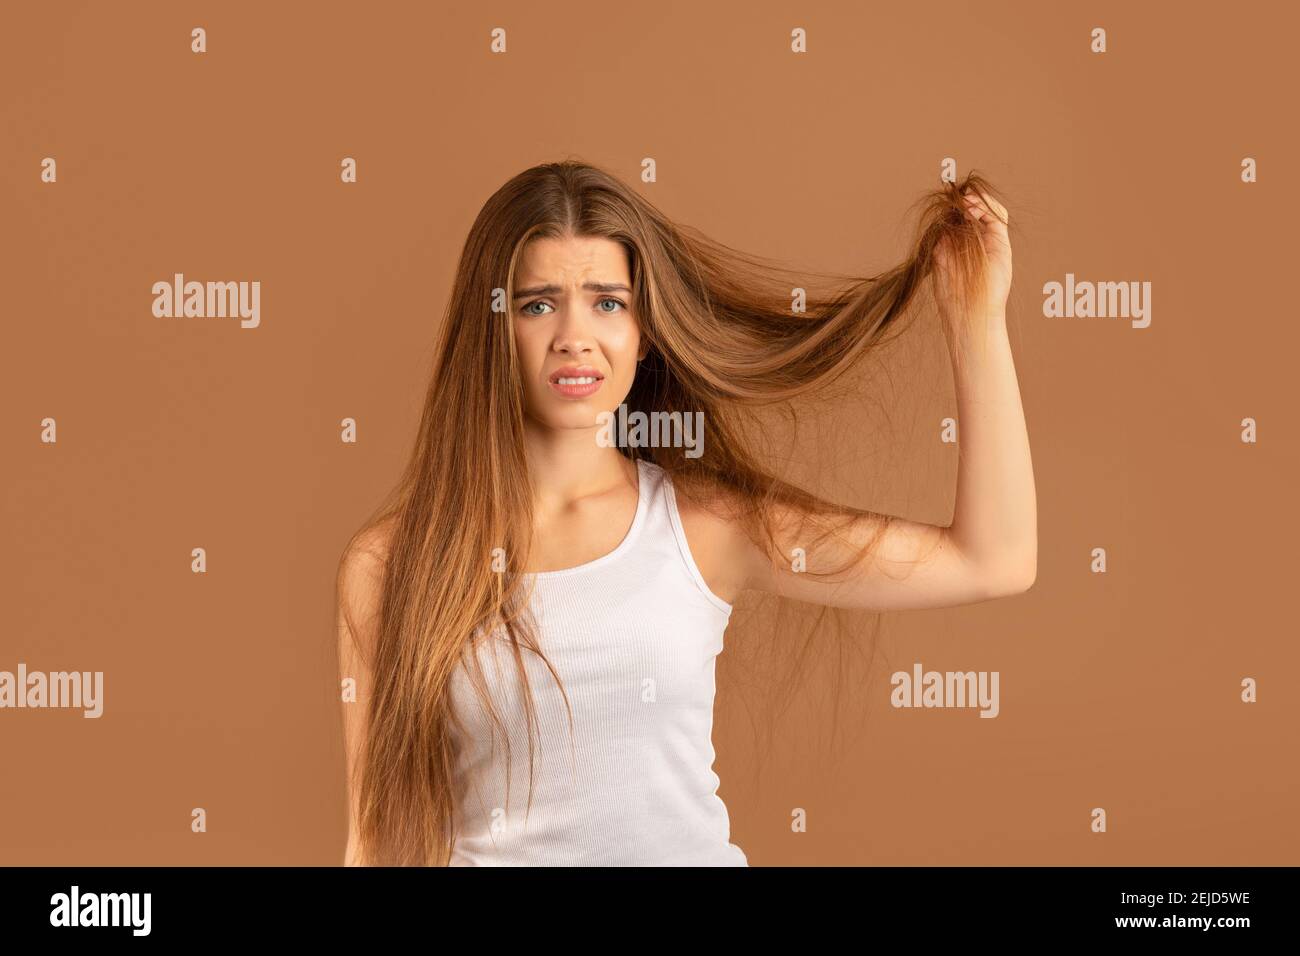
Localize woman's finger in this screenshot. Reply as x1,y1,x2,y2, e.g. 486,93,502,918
962,193,987,221
974,188,1008,225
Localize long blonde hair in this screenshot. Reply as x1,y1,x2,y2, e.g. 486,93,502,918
339,159,1005,865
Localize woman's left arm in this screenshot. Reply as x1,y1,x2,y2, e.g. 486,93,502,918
734,188,1036,611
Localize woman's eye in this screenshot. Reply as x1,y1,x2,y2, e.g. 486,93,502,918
522,298,626,317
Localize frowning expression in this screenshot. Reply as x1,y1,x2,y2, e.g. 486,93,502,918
512,234,647,430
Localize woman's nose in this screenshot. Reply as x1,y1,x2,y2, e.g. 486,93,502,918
551,309,594,353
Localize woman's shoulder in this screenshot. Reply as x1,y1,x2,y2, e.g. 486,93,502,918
336,515,400,665
336,516,398,614
339,514,397,568
660,468,759,605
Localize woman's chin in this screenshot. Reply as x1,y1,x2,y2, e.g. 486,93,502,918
525,407,614,434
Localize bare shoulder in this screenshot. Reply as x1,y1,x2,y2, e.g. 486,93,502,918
670,475,767,605
338,516,396,571
336,515,397,657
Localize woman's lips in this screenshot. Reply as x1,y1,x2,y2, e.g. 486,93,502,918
548,375,604,399
547,366,605,399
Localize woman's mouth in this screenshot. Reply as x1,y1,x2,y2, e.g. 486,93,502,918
548,367,605,399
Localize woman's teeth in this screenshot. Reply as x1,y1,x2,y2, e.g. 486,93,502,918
557,377,598,384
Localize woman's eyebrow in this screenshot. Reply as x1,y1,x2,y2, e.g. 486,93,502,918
512,282,632,298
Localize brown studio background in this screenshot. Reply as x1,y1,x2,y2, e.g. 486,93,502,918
1,0,1297,865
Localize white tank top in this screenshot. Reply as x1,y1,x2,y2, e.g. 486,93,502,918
447,458,748,866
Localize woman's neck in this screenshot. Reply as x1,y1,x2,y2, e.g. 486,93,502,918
521,417,636,512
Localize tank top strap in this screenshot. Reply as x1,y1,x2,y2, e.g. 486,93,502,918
631,459,734,617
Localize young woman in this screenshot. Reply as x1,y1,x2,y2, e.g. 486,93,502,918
336,160,1034,866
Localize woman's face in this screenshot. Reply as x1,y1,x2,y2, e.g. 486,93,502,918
511,234,647,431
